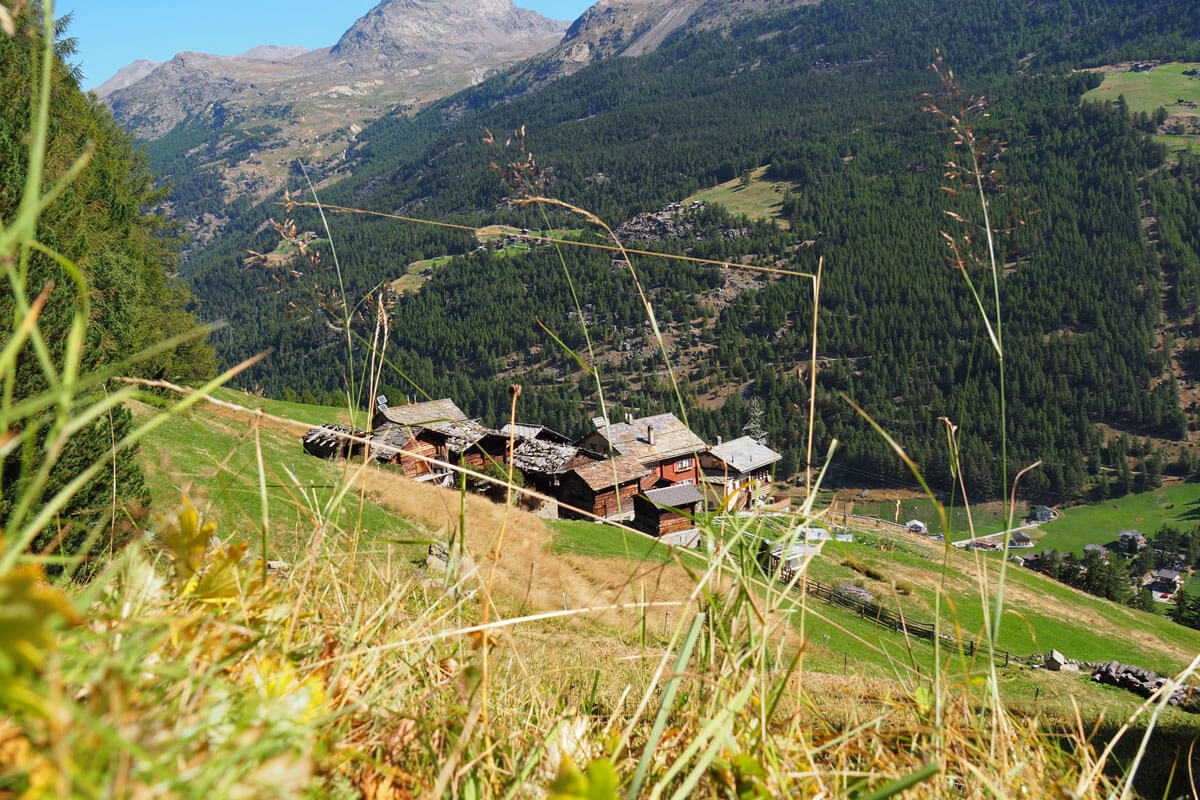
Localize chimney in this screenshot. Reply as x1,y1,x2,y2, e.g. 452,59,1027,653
625,412,633,425
647,425,656,446
716,435,723,445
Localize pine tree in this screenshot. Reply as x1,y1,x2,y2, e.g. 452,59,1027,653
0,8,214,561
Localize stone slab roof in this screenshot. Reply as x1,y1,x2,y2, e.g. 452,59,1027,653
591,412,706,463
376,398,468,428
501,423,572,444
510,439,580,475
705,435,781,474
643,484,703,508
368,425,428,462
569,454,651,492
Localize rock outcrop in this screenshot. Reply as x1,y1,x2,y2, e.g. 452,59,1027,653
517,0,818,83
1091,660,1198,710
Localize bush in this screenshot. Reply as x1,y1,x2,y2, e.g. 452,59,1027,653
842,555,886,582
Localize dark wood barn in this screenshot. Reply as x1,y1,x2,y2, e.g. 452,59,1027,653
443,421,511,471
559,454,651,520
302,424,367,461
634,484,703,540
369,426,450,481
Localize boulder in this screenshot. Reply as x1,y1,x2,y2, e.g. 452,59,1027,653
425,542,475,577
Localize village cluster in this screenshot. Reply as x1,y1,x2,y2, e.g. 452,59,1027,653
1017,528,1190,604
302,396,786,545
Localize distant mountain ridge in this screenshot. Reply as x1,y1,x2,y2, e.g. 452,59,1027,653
96,0,569,242
102,0,568,140
329,0,566,68
92,59,160,98
518,0,818,82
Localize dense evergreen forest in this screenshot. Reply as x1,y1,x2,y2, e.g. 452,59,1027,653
169,0,1200,499
0,9,215,554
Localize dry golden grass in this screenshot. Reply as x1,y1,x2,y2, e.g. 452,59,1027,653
350,465,713,633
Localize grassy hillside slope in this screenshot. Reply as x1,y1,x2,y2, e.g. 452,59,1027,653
115,389,1200,796
137,392,1199,695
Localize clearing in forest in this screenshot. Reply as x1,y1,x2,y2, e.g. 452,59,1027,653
684,165,795,228
1083,62,1200,154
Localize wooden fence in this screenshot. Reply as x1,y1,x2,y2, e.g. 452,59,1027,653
777,570,1017,666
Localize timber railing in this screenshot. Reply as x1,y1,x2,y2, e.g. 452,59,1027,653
777,570,1019,666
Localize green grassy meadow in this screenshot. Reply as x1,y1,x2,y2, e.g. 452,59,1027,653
134,390,424,562
1155,133,1200,154
685,166,794,228
389,228,585,294
846,496,1012,539
1035,481,1200,554
389,254,455,294
1082,62,1200,114
133,388,1200,723
1082,62,1200,154
555,510,1199,681
119,389,1200,787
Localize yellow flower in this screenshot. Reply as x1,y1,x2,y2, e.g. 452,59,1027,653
241,656,326,726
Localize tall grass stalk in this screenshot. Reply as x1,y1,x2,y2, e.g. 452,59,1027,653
925,57,1019,650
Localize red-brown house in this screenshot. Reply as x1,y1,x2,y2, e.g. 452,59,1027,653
576,412,707,486
371,397,507,474
368,425,450,482
558,453,652,521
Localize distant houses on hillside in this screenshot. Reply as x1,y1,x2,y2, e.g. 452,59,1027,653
300,397,786,546
1028,506,1054,524
1009,531,1034,549
1119,529,1146,553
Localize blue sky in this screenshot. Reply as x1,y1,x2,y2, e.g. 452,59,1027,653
62,1,594,90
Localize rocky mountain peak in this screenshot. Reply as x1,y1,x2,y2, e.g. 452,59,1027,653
329,0,568,67
526,0,817,81
92,59,161,98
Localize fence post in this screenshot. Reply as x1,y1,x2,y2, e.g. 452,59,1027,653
969,641,974,657
1005,651,1009,667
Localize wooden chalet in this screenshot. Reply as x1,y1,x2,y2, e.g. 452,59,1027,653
577,412,706,486
372,396,507,473
302,424,367,461
634,484,703,546
368,425,450,482
559,454,651,520
433,419,510,471
699,435,781,511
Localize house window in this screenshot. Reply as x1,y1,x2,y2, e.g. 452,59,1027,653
676,479,693,486
675,457,693,472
